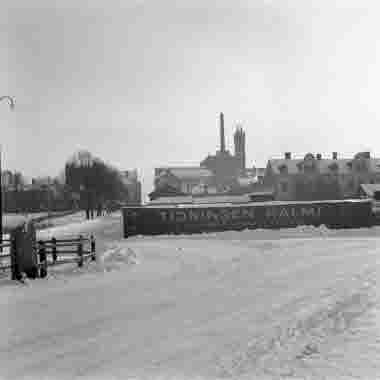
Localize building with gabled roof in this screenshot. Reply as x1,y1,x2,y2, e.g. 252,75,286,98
264,151,380,201
154,167,215,195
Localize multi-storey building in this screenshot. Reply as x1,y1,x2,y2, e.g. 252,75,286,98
121,169,142,205
264,151,380,201
1,170,26,191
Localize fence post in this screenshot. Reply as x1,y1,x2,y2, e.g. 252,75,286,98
38,241,47,278
90,234,96,261
10,236,20,280
52,237,57,264
77,235,83,267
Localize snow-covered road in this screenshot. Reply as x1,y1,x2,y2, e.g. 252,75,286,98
1,215,380,379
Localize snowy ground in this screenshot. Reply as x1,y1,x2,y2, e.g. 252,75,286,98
1,214,380,379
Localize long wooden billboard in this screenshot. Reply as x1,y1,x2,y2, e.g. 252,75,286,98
122,199,373,237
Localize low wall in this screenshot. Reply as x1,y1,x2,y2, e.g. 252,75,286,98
122,199,374,237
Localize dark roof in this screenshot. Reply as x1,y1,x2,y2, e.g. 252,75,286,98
161,167,213,180
124,198,371,209
192,195,251,204
148,184,186,200
149,196,193,205
149,193,278,205
248,191,275,197
360,183,380,197
267,157,380,175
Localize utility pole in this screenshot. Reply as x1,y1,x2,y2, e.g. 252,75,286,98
0,96,15,247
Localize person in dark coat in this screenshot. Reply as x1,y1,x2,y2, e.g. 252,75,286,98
38,241,47,278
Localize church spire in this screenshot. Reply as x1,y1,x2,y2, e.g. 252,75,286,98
234,124,246,171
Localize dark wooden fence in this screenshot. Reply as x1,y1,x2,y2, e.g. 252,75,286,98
0,239,12,272
36,235,96,278
0,234,96,280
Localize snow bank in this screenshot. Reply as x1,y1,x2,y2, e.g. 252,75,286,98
3,217,380,379
134,223,379,242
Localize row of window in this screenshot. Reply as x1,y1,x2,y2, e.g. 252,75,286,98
279,179,379,194
277,162,380,175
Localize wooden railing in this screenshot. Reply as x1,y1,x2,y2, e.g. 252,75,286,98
0,239,12,272
36,235,96,278
0,234,97,280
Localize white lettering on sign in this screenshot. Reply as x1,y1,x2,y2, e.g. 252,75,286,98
159,211,168,222
279,208,289,218
231,208,241,220
175,210,187,222
155,205,323,224
300,207,321,218
189,210,200,222
241,208,255,219
127,211,138,220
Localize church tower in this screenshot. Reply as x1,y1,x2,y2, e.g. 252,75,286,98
234,125,246,172
219,112,226,153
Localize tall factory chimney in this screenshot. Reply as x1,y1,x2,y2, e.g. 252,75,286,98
220,112,226,153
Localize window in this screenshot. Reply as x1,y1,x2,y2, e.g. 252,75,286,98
328,162,339,172
280,182,288,193
278,164,288,174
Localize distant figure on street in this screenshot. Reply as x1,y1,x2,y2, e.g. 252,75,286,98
38,241,47,278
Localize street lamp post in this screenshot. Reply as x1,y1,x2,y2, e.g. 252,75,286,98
84,157,94,220
0,96,15,246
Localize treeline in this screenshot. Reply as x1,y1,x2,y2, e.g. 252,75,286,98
3,150,129,216
64,151,128,218
3,186,74,213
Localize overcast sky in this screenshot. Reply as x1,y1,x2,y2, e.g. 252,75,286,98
2,0,380,198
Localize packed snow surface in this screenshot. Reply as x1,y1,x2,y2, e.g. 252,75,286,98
1,214,380,379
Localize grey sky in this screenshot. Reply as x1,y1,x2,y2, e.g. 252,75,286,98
2,1,380,198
